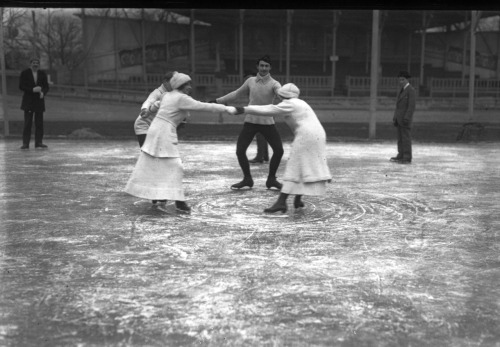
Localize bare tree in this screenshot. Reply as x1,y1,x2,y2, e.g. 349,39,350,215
85,8,113,17
37,11,83,72
1,8,30,69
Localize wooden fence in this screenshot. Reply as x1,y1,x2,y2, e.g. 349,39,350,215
428,77,500,98
345,76,421,97
88,73,334,97
49,84,148,103
53,72,500,101
345,76,500,98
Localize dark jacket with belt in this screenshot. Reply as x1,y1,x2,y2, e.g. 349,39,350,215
393,84,416,128
19,68,49,113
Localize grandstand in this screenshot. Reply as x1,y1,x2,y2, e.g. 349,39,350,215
2,9,500,138
72,9,500,99
2,9,500,99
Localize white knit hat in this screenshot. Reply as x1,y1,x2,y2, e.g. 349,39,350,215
277,83,300,98
170,72,192,89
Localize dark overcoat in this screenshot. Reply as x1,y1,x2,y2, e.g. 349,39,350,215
393,84,416,128
19,68,49,112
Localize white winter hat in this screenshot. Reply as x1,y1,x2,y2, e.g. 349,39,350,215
170,73,192,89
277,83,300,98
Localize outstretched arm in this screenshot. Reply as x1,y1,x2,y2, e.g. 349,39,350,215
215,79,250,104
141,88,162,109
139,87,163,117
242,101,294,117
179,94,229,113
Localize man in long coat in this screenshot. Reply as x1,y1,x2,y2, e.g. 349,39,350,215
390,71,416,164
19,58,50,149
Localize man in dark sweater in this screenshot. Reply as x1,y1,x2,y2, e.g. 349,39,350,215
212,55,284,190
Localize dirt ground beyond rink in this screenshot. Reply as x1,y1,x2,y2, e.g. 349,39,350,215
0,138,499,347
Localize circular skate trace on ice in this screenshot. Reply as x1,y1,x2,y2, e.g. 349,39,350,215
133,190,432,231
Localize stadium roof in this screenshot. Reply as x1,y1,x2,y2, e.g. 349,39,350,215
169,9,500,31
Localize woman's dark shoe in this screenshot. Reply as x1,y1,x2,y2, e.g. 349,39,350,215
175,201,191,213
294,201,305,209
264,203,287,214
266,177,282,190
231,176,254,189
294,197,305,209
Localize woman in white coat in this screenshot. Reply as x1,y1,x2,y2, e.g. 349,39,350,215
125,73,235,212
231,83,332,213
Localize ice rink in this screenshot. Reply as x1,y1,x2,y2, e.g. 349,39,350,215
1,138,499,346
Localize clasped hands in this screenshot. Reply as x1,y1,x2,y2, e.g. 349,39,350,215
224,106,245,115
209,99,244,115
140,101,161,118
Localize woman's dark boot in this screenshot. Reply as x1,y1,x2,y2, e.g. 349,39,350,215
294,195,305,209
264,193,289,214
175,201,191,213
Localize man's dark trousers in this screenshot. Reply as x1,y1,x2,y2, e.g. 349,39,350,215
255,132,269,161
22,111,44,146
236,123,284,178
396,124,412,161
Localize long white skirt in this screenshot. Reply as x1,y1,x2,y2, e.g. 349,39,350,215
281,180,328,196
124,152,185,201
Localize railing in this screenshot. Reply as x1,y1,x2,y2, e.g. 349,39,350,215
345,76,421,97
44,82,500,114
429,77,500,98
89,72,163,91
87,72,335,96
346,76,500,98
49,84,149,103
281,75,333,96
65,71,500,101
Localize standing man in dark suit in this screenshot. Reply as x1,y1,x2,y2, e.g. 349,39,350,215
390,71,416,164
19,58,49,149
